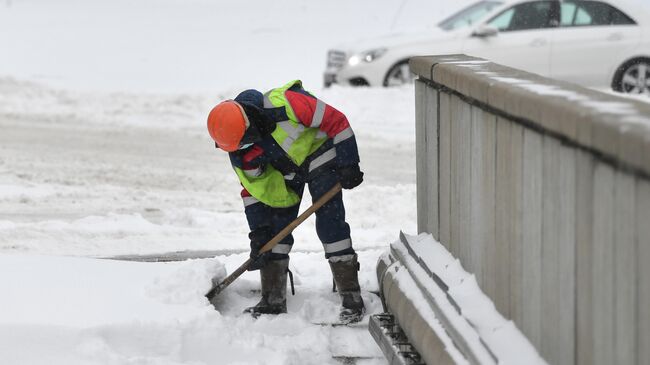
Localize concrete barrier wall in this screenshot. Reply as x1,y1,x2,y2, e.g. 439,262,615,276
411,55,650,365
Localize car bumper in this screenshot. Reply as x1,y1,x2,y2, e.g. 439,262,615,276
324,66,385,87
324,49,390,87
324,72,337,87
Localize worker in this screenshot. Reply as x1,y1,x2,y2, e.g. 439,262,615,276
206,80,365,323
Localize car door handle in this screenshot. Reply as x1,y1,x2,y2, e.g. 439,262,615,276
530,38,547,47
607,32,623,41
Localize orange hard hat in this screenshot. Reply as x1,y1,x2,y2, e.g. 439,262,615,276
207,100,250,152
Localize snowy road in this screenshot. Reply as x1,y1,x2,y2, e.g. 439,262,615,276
0,79,416,257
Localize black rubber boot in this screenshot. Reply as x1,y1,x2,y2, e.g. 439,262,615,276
243,258,288,318
329,254,366,324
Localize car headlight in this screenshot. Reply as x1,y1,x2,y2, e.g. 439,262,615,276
347,48,387,66
348,55,362,67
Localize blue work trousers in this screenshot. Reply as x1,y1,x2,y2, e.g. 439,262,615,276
267,170,355,260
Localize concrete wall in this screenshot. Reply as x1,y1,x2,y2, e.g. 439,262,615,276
412,55,650,365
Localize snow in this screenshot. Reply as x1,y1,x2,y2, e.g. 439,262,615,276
458,60,650,130
0,255,224,327
0,80,417,257
0,252,386,365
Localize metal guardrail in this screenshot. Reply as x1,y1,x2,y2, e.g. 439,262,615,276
369,314,424,365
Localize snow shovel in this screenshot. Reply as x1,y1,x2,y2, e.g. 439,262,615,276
205,182,343,302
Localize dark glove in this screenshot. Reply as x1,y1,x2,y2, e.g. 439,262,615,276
337,165,364,189
248,226,273,271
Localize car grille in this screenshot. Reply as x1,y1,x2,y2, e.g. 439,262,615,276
327,50,347,70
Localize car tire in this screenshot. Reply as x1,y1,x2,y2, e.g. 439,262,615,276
612,57,650,95
383,60,414,87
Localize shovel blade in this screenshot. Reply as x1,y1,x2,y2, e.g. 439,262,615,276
205,262,248,304
205,279,225,302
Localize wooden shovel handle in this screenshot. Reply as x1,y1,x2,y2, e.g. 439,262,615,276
258,182,342,254
206,183,343,300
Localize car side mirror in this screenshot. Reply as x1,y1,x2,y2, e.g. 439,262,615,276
472,25,499,38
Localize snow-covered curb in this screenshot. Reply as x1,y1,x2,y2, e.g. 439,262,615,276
378,233,546,365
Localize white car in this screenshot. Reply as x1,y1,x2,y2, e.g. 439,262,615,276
324,0,650,94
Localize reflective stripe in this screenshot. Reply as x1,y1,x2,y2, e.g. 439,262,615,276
323,238,352,254
243,167,263,178
333,127,354,144
272,243,293,254
328,254,355,263
309,148,336,172
284,173,296,181
277,121,306,152
243,196,259,207
263,82,329,168
311,99,326,128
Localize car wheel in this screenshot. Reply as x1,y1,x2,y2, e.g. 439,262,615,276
613,58,650,95
383,61,414,87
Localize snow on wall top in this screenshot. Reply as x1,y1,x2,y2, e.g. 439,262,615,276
410,54,650,177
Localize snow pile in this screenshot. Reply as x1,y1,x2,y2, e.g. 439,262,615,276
0,254,222,364
0,252,386,365
0,255,224,327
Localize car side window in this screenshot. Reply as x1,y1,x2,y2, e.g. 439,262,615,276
561,2,577,26
487,1,556,32
609,4,636,25
561,1,636,26
489,8,515,30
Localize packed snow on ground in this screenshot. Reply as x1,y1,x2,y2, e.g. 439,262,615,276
0,0,440,363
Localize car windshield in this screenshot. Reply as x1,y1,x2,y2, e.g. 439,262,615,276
438,1,504,31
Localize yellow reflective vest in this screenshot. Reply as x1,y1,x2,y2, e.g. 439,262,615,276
234,80,329,208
